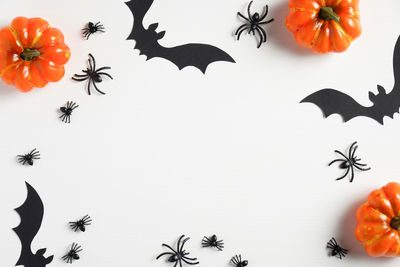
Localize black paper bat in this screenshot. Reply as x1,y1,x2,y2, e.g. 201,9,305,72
13,182,53,267
301,34,400,125
125,0,235,73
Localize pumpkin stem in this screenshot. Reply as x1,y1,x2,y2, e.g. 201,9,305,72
20,48,40,61
319,6,340,23
391,216,400,231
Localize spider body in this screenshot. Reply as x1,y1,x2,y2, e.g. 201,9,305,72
231,255,248,267
235,1,274,48
72,53,113,95
329,141,370,182
60,101,79,123
156,235,199,267
17,149,40,166
82,22,105,40
201,235,224,251
62,243,82,264
327,238,348,259
69,215,92,232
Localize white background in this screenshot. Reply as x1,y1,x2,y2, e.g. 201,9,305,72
0,0,400,266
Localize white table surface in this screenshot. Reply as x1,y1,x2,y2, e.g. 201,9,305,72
1,0,400,266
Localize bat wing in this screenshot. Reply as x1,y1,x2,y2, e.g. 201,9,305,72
301,88,384,124
13,182,52,267
156,43,235,74
125,0,235,73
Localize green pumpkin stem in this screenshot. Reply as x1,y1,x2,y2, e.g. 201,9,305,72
319,6,340,23
391,216,400,231
20,48,40,61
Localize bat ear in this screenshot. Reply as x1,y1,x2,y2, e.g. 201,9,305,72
45,255,54,264
369,91,376,102
36,248,46,255
157,31,166,39
148,23,159,31
377,85,386,94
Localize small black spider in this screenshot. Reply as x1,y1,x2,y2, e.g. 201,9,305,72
156,235,199,267
62,243,82,264
82,21,105,40
329,141,371,182
69,215,92,232
60,101,79,123
72,53,113,95
17,148,40,166
235,1,274,48
231,255,248,267
201,234,224,251
327,238,348,259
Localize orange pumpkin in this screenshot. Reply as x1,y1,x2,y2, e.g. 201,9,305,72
286,0,361,54
0,17,70,92
356,182,400,257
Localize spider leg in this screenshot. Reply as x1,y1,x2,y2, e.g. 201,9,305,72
336,167,350,181
177,236,189,252
353,165,371,171
348,141,357,158
67,115,70,123
349,165,355,182
72,76,89,82
89,53,96,71
87,78,93,95
97,72,114,80
236,26,251,40
156,252,174,259
258,18,274,25
334,150,350,161
350,145,358,159
179,237,190,252
328,159,346,166
182,255,197,261
73,73,90,78
82,215,92,223
237,12,250,22
235,24,249,36
254,27,264,48
179,259,183,267
174,261,178,267
247,1,253,19
95,66,111,72
259,4,269,21
161,243,178,254
257,25,267,42
182,257,199,265
86,33,91,40
92,81,106,95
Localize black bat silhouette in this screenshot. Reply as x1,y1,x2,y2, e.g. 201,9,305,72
301,34,400,125
125,0,235,73
13,182,53,267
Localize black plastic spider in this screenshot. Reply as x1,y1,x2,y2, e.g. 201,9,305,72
72,53,113,95
69,215,92,232
235,1,274,48
231,255,248,267
82,21,105,40
327,238,348,259
62,243,82,264
201,234,224,251
329,141,371,182
156,235,199,267
17,148,40,166
60,101,79,123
